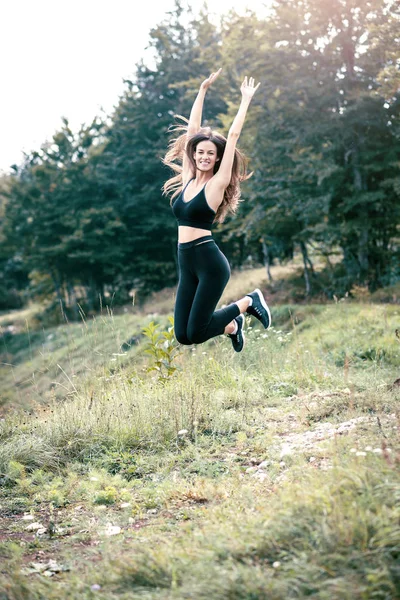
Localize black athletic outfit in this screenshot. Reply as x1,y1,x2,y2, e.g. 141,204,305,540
171,179,240,345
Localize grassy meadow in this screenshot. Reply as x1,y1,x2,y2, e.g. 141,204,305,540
0,262,399,599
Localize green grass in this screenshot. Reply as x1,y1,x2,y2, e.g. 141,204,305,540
0,305,167,413
0,284,399,599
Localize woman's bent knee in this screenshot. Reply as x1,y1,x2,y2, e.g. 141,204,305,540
187,328,207,345
174,331,193,345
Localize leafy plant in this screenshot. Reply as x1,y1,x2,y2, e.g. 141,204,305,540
93,486,119,505
101,449,138,481
142,317,182,383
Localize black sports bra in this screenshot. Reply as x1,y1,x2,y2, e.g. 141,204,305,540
172,179,216,230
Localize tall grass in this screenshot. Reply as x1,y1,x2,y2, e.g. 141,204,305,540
0,299,399,599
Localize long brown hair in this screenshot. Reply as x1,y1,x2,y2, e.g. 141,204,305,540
162,116,251,223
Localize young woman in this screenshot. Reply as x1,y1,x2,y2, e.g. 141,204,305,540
162,68,271,352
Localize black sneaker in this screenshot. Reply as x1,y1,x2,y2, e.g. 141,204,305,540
246,288,271,329
228,314,245,352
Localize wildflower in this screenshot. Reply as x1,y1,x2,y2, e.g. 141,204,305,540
356,451,367,456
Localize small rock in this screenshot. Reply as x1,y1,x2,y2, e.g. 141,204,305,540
28,559,69,575
22,514,35,521
309,457,316,463
120,502,131,508
25,522,44,531
91,584,102,591
280,444,292,457
272,561,281,568
258,460,269,469
245,466,257,474
253,472,268,482
102,523,121,536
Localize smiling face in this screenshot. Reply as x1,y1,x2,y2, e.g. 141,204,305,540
193,140,219,173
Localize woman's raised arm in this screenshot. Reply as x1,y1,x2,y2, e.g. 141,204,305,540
182,69,222,181
187,68,222,135
213,76,260,189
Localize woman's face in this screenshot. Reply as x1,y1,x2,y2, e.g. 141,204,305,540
193,140,219,173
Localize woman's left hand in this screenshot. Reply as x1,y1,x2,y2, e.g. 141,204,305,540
240,76,260,100
200,68,222,91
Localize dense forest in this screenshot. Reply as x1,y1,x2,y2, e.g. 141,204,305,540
0,0,399,318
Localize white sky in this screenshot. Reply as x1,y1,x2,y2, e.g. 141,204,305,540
0,0,268,173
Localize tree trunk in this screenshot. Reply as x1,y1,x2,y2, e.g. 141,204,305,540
87,276,97,313
51,270,66,320
67,281,80,321
261,238,273,282
353,156,369,280
357,226,369,279
300,241,311,296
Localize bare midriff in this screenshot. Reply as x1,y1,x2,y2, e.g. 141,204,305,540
178,226,212,243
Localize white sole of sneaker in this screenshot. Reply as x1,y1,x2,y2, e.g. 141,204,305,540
238,314,246,351
254,288,271,329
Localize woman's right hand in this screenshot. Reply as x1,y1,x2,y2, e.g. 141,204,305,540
200,68,222,91
240,76,261,101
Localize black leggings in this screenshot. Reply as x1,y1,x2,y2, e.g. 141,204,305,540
174,235,240,345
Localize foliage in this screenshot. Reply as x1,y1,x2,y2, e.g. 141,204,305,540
0,0,399,312
142,316,182,382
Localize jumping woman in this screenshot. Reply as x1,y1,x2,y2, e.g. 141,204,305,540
162,68,271,352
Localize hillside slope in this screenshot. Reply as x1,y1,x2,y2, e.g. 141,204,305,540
0,293,399,599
